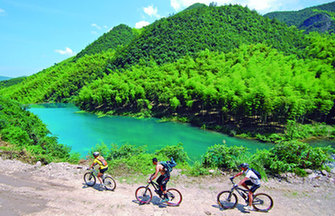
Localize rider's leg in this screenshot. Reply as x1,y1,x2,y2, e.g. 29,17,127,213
98,167,108,185
249,184,260,207
248,191,253,207
97,172,103,184
161,175,170,200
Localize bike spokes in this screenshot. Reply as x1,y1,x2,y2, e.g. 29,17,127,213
83,172,96,187
166,188,182,206
103,176,116,191
252,193,273,212
135,186,152,204
217,191,238,209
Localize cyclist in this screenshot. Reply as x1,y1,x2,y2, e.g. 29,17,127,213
148,158,170,202
231,163,260,211
89,152,108,187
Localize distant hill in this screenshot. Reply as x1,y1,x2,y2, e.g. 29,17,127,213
0,76,11,81
74,24,140,60
0,76,26,89
264,1,335,33
1,4,310,104
108,4,307,71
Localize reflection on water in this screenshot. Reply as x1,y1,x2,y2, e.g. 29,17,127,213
29,103,274,160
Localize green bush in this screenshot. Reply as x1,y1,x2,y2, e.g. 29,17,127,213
154,143,189,163
252,140,334,175
202,144,246,169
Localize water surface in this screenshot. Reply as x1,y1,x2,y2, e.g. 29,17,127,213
29,104,273,160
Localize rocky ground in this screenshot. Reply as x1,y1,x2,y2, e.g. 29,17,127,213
0,158,335,216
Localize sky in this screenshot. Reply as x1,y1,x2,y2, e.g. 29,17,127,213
0,0,334,78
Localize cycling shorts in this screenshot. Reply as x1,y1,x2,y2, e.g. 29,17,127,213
245,180,260,193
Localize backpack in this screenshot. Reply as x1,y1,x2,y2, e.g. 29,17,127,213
98,156,107,166
250,168,262,179
160,157,177,173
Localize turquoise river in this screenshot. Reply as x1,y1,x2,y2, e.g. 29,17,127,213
29,104,276,161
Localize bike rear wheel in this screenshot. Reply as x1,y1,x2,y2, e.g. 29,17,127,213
166,188,182,206
217,191,238,209
103,176,116,191
135,186,152,204
252,193,273,212
84,172,96,187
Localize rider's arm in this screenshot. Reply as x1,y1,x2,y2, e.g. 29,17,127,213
232,171,243,178
238,176,249,186
150,165,160,182
89,159,97,169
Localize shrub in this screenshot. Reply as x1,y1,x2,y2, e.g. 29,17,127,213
154,143,189,163
202,144,246,169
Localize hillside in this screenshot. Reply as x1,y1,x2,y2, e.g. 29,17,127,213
0,4,309,105
108,4,307,71
264,1,335,33
0,76,25,89
74,24,140,60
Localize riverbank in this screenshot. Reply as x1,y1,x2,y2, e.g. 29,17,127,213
1,158,334,216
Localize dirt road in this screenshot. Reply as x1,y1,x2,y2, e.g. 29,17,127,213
0,158,334,216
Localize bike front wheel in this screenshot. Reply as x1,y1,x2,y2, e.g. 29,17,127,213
135,186,152,204
217,191,238,209
103,176,116,191
84,172,96,187
166,188,182,206
252,193,273,212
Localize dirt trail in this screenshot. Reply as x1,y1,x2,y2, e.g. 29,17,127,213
0,158,334,216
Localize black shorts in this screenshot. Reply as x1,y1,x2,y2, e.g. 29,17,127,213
245,180,260,193
99,167,108,174
156,174,170,192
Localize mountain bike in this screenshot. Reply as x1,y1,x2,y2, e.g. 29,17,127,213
83,168,116,191
135,179,182,206
217,178,273,212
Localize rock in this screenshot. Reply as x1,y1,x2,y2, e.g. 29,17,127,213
204,211,211,215
35,161,42,167
305,169,313,174
321,170,328,176
208,169,215,174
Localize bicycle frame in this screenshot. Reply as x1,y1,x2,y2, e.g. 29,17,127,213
144,181,164,198
229,179,251,202
88,168,107,180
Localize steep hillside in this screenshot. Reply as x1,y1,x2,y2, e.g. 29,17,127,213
0,97,73,163
1,4,310,105
108,4,307,71
264,1,335,33
0,51,114,104
76,44,335,131
0,76,25,89
74,24,140,60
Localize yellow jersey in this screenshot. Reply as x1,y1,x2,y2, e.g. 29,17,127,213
93,156,108,169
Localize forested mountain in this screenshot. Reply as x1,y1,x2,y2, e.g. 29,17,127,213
108,4,307,71
0,51,114,104
0,76,25,89
0,96,74,163
264,1,335,33
74,24,140,60
0,4,309,104
1,3,335,134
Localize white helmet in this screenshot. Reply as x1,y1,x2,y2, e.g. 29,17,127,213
93,152,100,157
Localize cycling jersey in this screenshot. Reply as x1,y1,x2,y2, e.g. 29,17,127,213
93,156,108,170
244,169,261,185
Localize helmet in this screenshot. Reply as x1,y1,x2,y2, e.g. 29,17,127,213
93,152,100,157
238,163,249,169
